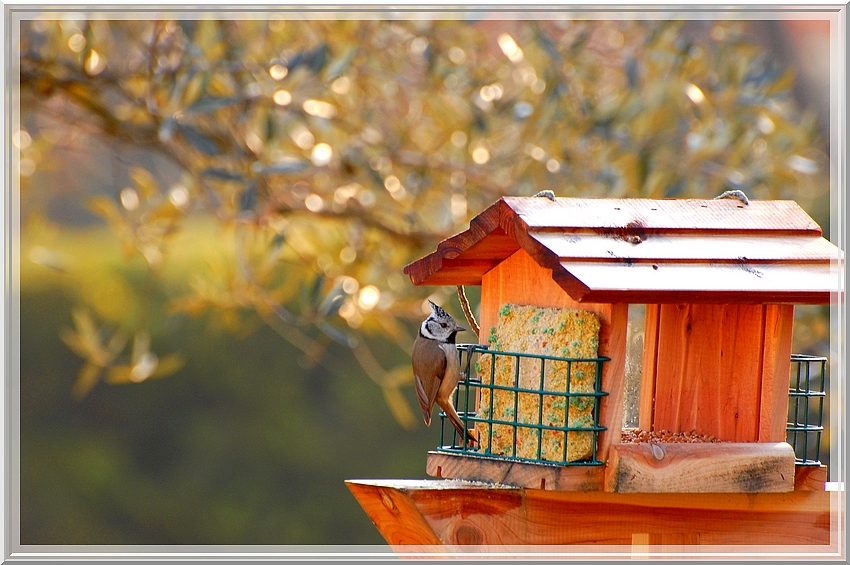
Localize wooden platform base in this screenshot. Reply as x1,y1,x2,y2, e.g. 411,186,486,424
426,451,605,491
427,442,797,493
346,478,837,550
606,442,795,492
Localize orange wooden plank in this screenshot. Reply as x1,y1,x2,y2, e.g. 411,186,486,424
639,304,794,441
651,304,693,434
479,249,605,345
556,262,837,304
692,304,726,435
506,196,823,234
404,200,510,285
759,304,796,441
795,465,828,491
347,479,835,547
450,231,520,260
426,451,604,491
638,304,661,432
409,272,486,286
345,480,444,547
632,532,701,553
599,303,628,461
531,232,838,262
718,304,764,440
606,442,795,493
647,304,786,441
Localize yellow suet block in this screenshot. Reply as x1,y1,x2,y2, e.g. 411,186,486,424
475,304,601,463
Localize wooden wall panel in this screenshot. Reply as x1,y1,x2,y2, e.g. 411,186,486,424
641,303,793,443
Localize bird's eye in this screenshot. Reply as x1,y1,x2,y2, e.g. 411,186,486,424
440,323,448,328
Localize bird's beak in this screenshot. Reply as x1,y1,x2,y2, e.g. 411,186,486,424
456,326,467,332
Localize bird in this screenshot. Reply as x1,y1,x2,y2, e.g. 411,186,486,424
714,189,749,205
413,300,478,447
533,189,555,201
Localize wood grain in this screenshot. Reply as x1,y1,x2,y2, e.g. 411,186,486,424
759,304,795,441
638,304,661,432
605,442,795,493
532,232,838,262
641,304,795,443
794,465,828,491
554,261,838,304
346,478,834,547
426,451,604,491
505,196,823,233
345,480,444,547
632,532,700,553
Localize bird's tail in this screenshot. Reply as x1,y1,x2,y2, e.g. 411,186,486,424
443,403,478,448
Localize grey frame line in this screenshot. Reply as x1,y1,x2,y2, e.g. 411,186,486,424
4,4,845,560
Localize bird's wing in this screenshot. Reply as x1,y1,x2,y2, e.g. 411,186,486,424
412,336,446,426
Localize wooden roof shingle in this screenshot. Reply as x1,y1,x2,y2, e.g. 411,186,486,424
403,197,843,304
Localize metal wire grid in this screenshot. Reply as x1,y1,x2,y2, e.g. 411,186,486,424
436,344,610,466
787,353,827,466
438,347,826,467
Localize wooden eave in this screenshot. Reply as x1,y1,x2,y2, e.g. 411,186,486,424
403,197,844,304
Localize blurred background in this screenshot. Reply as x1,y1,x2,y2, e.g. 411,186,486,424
15,14,835,545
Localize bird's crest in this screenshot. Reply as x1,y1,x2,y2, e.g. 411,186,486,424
428,299,451,319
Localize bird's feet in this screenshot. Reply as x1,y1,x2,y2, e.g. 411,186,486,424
459,429,479,449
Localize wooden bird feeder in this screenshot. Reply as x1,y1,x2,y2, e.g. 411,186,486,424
347,196,843,550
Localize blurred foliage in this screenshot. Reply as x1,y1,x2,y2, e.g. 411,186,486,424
17,16,832,544
19,17,829,403
21,278,419,544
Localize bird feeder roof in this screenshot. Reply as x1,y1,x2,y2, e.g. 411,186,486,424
403,197,844,304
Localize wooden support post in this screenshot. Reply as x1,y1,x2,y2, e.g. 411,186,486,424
760,304,795,441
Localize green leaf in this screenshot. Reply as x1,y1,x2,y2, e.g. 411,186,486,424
72,362,103,399
158,117,177,142
317,320,354,347
382,386,416,430
262,158,310,175
201,168,244,182
186,95,241,114
289,43,328,74
239,184,257,212
87,196,123,225
151,353,185,379
177,124,220,156
324,45,357,80
129,166,159,199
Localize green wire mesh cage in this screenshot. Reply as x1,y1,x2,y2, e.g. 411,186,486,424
437,344,610,466
787,354,828,466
